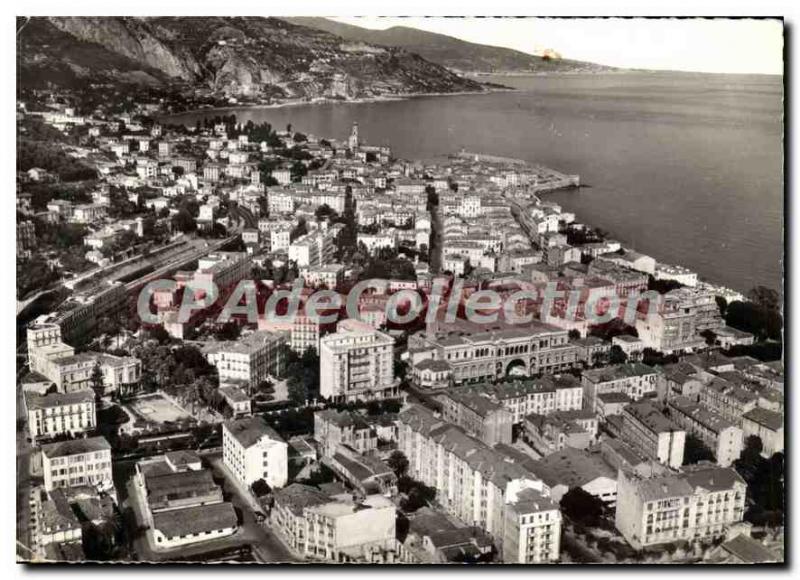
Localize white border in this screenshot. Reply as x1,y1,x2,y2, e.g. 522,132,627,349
3,2,793,578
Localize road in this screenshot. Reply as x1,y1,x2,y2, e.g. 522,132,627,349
119,451,297,563
504,193,539,245
16,385,36,561
207,455,299,563
429,204,443,274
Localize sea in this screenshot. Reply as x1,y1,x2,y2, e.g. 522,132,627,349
165,72,784,294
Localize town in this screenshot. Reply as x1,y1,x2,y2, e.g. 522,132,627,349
16,90,784,564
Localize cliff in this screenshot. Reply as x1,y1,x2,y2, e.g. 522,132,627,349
17,16,486,99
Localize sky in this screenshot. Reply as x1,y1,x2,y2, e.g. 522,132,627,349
332,17,784,75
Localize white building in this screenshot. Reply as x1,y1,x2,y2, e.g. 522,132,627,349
582,363,659,412
203,331,285,388
620,401,686,470
320,319,396,402
223,416,288,488
668,397,744,467
398,404,558,559
301,264,345,289
271,484,399,563
41,437,113,493
291,313,322,355
741,408,784,458
25,390,96,441
502,487,562,563
615,464,747,549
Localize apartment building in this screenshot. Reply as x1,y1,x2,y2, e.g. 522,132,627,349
397,404,555,557
436,389,513,446
194,251,251,290
290,313,321,354
301,263,345,289
34,489,83,551
319,319,396,402
700,377,759,426
523,410,598,455
741,408,784,458
289,229,338,268
271,484,398,563
620,401,686,469
615,464,747,549
17,220,36,258
635,292,707,354
222,415,288,488
25,390,96,441
26,320,63,353
502,487,562,563
582,362,660,412
586,260,648,298
203,330,286,388
668,396,744,467
466,375,584,424
41,436,113,493
314,409,378,458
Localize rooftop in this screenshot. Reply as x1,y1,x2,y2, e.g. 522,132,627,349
152,502,237,538
719,534,781,563
742,407,784,431
224,416,285,448
529,447,616,488
583,362,658,383
624,400,680,434
25,389,94,410
41,436,110,459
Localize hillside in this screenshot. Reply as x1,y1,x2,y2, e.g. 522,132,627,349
284,18,614,74
17,16,486,100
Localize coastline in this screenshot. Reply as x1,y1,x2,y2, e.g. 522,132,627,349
536,187,748,301
160,85,514,120
160,82,771,301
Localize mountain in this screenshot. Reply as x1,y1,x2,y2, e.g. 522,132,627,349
284,18,614,74
17,17,486,99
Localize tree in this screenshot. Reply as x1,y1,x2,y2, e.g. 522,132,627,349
171,209,196,233
568,329,581,341
398,476,436,513
683,433,716,465
699,329,717,346
725,286,782,341
735,436,784,524
90,363,106,402
560,487,606,527
715,295,728,318
393,359,409,381
251,479,272,498
214,321,241,341
387,450,409,478
608,345,628,365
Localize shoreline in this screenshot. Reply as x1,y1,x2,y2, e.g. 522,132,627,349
160,88,766,301
160,86,513,120
537,187,749,300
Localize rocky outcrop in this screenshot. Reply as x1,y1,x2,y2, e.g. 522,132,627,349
18,16,485,99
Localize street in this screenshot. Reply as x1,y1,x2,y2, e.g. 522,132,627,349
119,451,298,563
207,454,299,563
